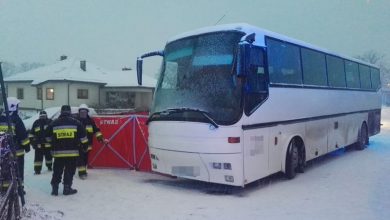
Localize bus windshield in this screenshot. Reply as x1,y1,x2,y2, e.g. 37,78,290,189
151,31,245,125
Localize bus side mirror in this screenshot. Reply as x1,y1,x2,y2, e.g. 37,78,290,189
137,58,143,86
237,42,251,78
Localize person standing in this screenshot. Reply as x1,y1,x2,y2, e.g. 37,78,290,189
46,105,88,196
76,104,104,179
0,97,30,192
29,111,53,174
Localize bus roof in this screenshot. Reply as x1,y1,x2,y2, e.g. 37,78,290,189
167,23,378,69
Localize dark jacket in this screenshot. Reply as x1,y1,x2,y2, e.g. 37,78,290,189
0,113,30,157
46,113,88,158
76,116,103,151
29,118,52,149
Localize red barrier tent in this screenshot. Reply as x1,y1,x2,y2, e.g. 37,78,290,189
89,114,151,172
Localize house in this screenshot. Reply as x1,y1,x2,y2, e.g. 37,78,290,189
4,56,157,111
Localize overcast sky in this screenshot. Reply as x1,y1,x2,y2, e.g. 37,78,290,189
0,0,389,76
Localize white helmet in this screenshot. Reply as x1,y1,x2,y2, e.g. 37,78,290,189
7,97,21,112
79,103,89,112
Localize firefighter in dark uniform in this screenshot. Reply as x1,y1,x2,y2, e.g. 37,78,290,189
29,111,53,174
0,97,30,192
76,104,104,179
46,105,88,196
0,132,12,193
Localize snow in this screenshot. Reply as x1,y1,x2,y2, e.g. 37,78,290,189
4,57,157,88
20,108,390,220
168,23,377,68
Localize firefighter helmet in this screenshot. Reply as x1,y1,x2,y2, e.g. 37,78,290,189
7,97,21,112
79,104,89,112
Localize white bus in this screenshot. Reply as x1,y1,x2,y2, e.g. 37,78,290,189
137,23,381,186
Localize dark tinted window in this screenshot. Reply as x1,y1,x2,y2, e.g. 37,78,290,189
359,64,371,89
301,48,327,86
245,47,267,114
345,60,360,88
370,68,381,90
326,55,346,87
267,38,302,85
17,88,24,99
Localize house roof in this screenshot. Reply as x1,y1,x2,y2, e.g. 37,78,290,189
5,57,157,88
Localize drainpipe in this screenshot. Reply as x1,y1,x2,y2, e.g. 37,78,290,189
40,87,43,110
67,82,70,105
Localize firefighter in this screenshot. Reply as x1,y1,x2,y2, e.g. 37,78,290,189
0,132,12,193
0,97,30,192
46,105,88,196
76,104,105,179
29,110,53,174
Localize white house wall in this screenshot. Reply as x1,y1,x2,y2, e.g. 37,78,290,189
6,82,40,109
5,82,154,111
40,82,69,109
40,82,100,109
68,83,100,107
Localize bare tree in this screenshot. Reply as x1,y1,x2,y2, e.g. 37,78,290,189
355,50,385,65
355,50,390,88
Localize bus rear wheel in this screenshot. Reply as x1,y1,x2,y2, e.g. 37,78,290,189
355,123,368,151
285,138,299,179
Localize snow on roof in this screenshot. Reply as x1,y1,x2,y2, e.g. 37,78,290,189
5,57,157,88
103,70,157,88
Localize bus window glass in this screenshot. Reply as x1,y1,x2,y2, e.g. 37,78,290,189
326,55,346,88
345,60,360,88
153,31,245,125
370,67,381,90
266,38,302,85
301,48,327,86
359,64,371,89
245,46,267,114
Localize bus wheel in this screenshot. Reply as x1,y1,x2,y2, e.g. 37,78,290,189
355,123,368,151
285,138,299,179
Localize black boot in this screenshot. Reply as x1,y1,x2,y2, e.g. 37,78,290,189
51,184,58,196
63,185,77,195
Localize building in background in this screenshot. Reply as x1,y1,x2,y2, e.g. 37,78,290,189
4,56,156,111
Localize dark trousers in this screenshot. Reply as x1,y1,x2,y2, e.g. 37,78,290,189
1,156,23,191
77,150,89,176
34,148,53,172
51,157,77,186
17,156,24,183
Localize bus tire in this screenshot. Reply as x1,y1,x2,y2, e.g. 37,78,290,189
285,138,299,179
355,122,368,151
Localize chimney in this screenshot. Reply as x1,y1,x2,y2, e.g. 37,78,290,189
60,55,67,61
122,67,132,71
80,60,86,71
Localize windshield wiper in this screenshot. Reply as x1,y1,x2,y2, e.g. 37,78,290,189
147,108,219,128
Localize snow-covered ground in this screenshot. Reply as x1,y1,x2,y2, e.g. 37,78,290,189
20,109,390,220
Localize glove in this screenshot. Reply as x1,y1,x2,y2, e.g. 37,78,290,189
25,145,31,153
82,144,88,153
97,135,104,143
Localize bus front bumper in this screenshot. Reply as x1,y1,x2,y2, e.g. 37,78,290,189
149,147,244,186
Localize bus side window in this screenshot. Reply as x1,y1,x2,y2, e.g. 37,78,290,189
244,46,268,115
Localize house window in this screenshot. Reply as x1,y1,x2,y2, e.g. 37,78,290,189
46,88,54,100
106,91,135,108
77,89,89,99
17,88,24,99
37,87,42,100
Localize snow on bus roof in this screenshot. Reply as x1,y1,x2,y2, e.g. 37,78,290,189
5,57,157,88
167,23,377,68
